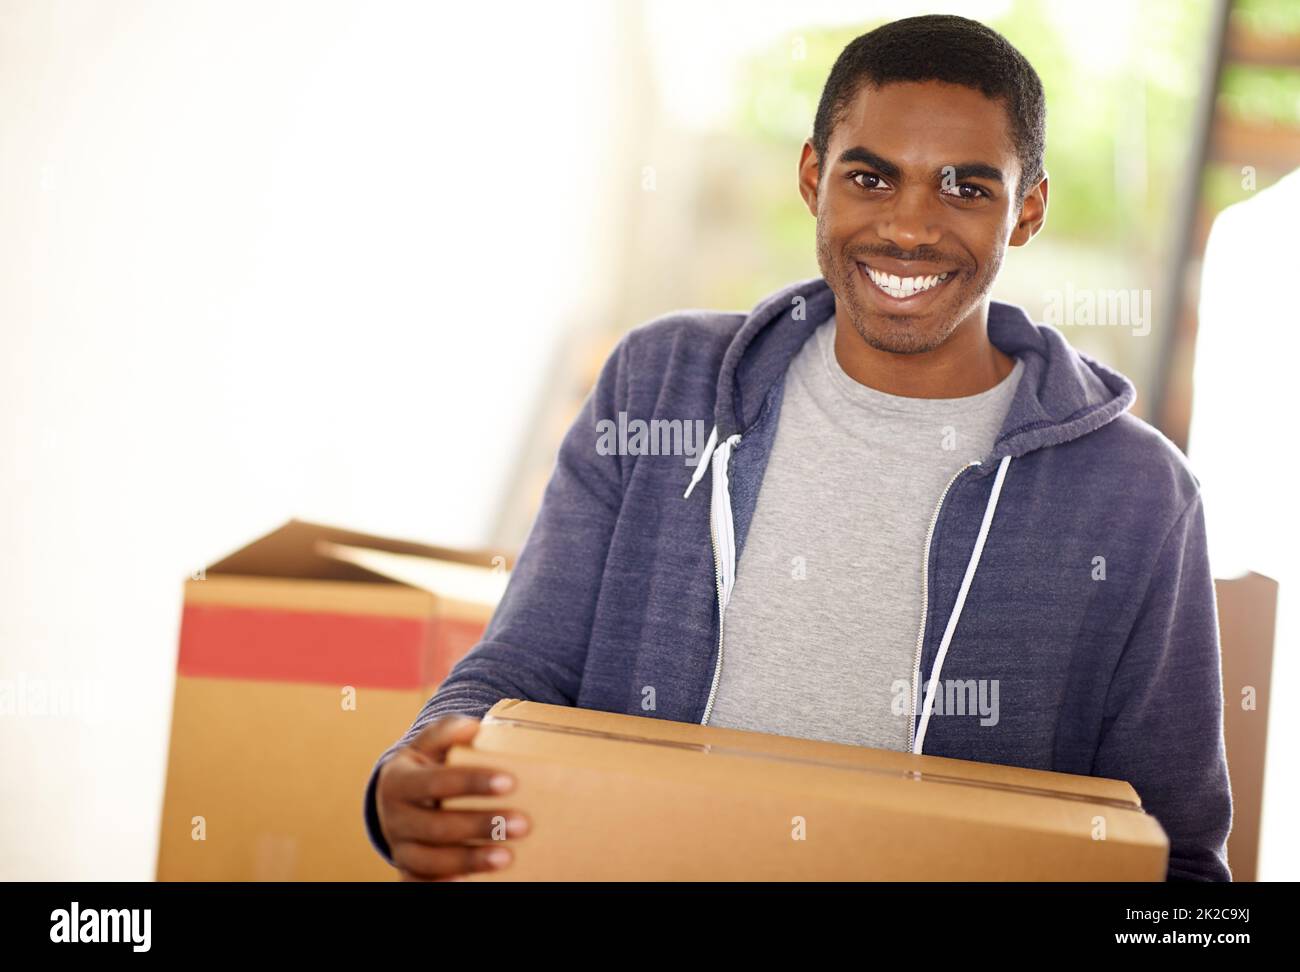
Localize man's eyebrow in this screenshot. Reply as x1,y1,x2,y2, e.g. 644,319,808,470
945,162,1005,185
835,147,1005,188
835,146,900,180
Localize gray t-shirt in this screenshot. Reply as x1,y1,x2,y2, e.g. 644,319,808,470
706,313,1024,749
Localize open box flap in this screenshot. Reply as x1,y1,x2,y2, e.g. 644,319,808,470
202,518,515,587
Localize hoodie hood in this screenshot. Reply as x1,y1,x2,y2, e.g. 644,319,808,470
713,276,1136,474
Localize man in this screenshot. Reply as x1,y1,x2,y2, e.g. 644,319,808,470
366,15,1232,882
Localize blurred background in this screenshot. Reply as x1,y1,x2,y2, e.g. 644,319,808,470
1,0,1297,879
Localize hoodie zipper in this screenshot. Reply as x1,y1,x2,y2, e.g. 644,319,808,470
699,434,740,725
907,460,980,753
700,498,726,725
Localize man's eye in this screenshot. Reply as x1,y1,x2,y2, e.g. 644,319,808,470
943,183,991,200
850,171,886,191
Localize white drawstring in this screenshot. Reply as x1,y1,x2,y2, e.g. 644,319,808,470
913,454,1013,754
683,424,720,499
682,424,742,614
710,433,742,611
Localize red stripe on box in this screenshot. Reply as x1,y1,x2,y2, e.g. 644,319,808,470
178,603,487,689
422,615,491,686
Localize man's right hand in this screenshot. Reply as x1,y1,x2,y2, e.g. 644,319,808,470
374,715,529,880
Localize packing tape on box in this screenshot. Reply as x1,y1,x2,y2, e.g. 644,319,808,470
481,714,1149,814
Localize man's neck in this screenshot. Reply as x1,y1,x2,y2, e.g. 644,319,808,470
832,302,1016,399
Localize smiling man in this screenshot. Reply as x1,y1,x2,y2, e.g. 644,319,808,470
366,15,1232,882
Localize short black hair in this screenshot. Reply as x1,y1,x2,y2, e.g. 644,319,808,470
812,15,1046,203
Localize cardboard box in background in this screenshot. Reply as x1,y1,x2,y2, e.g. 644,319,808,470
156,519,511,881
445,699,1170,881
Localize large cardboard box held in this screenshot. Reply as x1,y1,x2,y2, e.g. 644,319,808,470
156,519,510,881
445,699,1170,881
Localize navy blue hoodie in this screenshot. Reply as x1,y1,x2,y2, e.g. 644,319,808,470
365,276,1233,881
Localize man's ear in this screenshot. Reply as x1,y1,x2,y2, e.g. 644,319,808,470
1009,171,1048,246
797,139,821,217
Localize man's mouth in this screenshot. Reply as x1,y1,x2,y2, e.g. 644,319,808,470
857,261,954,302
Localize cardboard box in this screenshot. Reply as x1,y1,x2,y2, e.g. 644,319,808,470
445,699,1170,881
156,519,510,881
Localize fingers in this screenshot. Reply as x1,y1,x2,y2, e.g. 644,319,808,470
386,807,530,847
407,715,481,760
376,715,526,881
391,841,515,881
385,754,516,806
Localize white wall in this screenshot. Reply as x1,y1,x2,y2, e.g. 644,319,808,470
1189,167,1300,881
0,0,618,879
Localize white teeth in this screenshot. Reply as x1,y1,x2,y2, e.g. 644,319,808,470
863,265,950,299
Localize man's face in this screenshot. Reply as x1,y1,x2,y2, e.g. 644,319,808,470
799,80,1046,355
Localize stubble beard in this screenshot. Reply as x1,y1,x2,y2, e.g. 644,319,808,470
814,215,1002,356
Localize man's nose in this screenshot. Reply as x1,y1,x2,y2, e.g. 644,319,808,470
875,186,942,250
